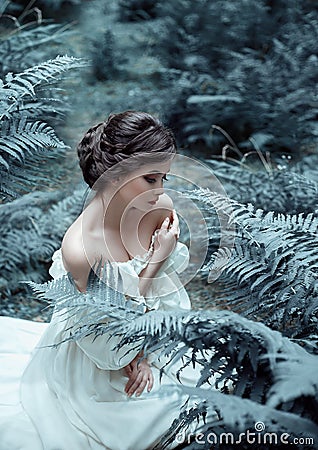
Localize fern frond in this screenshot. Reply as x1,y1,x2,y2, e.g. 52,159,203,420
267,348,318,409
157,386,318,449
0,187,84,303
27,262,146,344
1,55,87,119
0,117,66,164
186,188,318,340
0,24,73,74
0,54,88,200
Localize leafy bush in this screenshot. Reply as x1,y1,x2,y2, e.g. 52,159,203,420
0,55,86,200
0,23,74,75
0,2,86,200
204,156,318,216
38,0,82,10
186,188,318,347
0,1,87,316
0,2,73,75
23,0,81,13
155,0,273,72
91,29,119,81
118,0,158,22
153,0,318,155
0,187,85,318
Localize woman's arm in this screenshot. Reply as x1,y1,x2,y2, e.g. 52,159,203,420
123,211,180,396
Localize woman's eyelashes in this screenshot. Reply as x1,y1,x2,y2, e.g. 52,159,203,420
144,175,168,184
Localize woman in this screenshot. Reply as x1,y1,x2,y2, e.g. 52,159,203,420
0,111,207,449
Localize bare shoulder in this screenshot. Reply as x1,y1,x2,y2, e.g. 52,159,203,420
61,224,90,292
61,229,86,269
152,193,174,227
157,193,174,210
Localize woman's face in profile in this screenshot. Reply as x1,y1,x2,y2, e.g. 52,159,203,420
116,159,172,212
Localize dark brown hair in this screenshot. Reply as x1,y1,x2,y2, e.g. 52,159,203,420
77,111,176,189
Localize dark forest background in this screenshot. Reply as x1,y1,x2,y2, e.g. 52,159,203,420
1,0,318,448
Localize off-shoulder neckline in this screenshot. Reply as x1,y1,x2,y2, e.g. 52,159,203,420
56,230,158,271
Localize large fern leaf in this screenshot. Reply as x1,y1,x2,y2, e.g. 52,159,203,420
1,55,86,118
0,55,87,200
0,117,66,166
0,187,84,312
186,188,318,342
0,24,73,75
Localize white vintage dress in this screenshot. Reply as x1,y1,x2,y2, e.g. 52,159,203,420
0,241,210,450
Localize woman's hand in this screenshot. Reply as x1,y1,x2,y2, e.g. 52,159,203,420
138,210,180,297
150,209,180,264
124,353,154,397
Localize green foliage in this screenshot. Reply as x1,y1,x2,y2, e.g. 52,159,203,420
153,0,318,154
0,0,75,75
0,55,86,200
204,156,318,216
118,0,158,22
28,0,81,12
28,268,318,446
0,187,84,298
156,0,273,72
186,188,318,345
2,0,317,443
0,23,73,75
91,29,118,82
0,1,88,318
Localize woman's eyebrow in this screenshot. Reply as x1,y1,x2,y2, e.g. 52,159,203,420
146,170,169,174
145,171,164,175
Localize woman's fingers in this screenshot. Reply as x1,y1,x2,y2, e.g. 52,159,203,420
160,216,170,230
124,362,154,397
123,363,133,378
147,370,154,392
126,372,143,396
124,369,137,393
160,210,179,234
169,209,179,235
134,377,148,397
126,372,149,397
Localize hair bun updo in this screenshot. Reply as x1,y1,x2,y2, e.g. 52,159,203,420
77,110,176,189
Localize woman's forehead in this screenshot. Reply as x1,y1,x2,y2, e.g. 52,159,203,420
118,158,173,182
138,160,172,175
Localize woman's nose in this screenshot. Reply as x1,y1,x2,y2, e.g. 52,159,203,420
153,187,164,196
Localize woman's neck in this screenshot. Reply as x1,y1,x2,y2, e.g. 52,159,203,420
86,190,138,233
